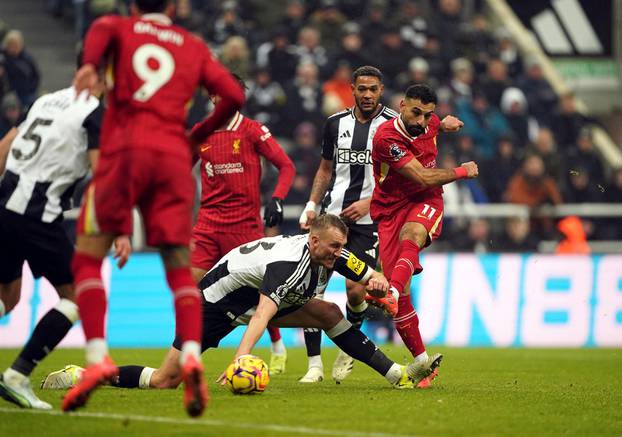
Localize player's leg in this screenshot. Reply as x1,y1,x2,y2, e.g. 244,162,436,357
300,290,324,383
272,299,428,387
0,209,24,317
0,279,21,317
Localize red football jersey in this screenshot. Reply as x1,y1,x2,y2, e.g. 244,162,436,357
82,13,237,160
370,113,442,220
195,113,295,232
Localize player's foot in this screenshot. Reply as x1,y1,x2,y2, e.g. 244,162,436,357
406,353,443,387
392,365,415,389
416,366,440,389
364,290,398,317
62,356,118,412
269,352,287,375
0,371,52,409
41,365,84,390
181,354,208,418
332,350,354,384
298,366,324,383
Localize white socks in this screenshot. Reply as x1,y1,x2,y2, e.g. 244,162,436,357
55,298,79,323
139,367,156,389
86,338,109,365
180,340,201,364
415,351,429,363
271,338,286,355
384,363,403,385
347,300,368,313
307,355,323,369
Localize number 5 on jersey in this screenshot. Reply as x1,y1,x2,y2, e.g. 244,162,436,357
132,44,175,102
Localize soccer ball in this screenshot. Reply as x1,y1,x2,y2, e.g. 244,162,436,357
225,355,270,394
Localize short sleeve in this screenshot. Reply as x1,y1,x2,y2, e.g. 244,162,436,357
320,118,337,160
373,135,414,171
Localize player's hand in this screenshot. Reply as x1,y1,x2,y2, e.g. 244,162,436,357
460,161,479,178
340,198,371,223
366,273,389,298
113,235,132,269
441,115,464,132
73,64,98,97
264,197,284,228
216,369,228,386
299,201,319,231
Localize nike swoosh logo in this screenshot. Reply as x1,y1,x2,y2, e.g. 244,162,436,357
276,204,282,213
200,145,212,152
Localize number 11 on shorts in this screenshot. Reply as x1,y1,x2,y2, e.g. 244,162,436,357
419,203,436,220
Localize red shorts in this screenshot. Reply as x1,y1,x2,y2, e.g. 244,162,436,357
190,228,264,271
77,149,195,247
377,195,444,278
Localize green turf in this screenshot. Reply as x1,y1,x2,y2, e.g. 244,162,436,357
0,347,621,436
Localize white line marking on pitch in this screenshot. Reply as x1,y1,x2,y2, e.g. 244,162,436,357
0,407,415,437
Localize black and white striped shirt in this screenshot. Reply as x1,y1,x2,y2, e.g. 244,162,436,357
321,105,397,225
199,234,372,325
0,87,102,222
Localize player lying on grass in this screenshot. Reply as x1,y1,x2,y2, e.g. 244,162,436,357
43,214,441,392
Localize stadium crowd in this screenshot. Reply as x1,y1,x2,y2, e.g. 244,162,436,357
3,0,620,249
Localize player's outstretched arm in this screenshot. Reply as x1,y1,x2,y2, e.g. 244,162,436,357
0,127,17,174
300,158,333,230
397,156,478,188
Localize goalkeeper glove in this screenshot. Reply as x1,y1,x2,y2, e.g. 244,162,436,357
264,197,284,227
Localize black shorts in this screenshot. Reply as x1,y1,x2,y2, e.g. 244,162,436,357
346,224,378,269
172,300,236,352
0,207,74,285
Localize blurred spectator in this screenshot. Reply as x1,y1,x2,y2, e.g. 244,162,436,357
0,55,11,104
480,58,512,108
281,61,324,136
396,57,438,91
421,34,446,80
599,168,622,240
309,0,347,54
287,121,319,181
329,23,370,72
456,90,510,159
443,57,474,103
173,0,204,33
495,28,522,78
294,27,329,76
453,218,492,253
556,216,590,254
565,168,603,203
566,127,604,186
255,28,298,84
504,154,563,207
398,0,430,51
494,217,539,252
321,61,354,115
500,87,531,148
220,36,251,80
2,30,40,108
452,134,481,163
208,1,247,47
246,68,286,132
0,92,23,137
518,56,558,127
441,153,488,205
551,93,590,148
528,127,563,181
482,137,521,202
279,0,306,44
604,168,622,203
461,14,496,74
360,0,388,47
432,0,464,63
370,27,414,89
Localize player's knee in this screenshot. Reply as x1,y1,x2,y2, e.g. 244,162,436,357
399,223,427,247
321,302,344,329
160,245,190,270
0,281,21,314
56,284,76,301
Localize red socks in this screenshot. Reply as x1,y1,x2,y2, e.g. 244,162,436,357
394,295,426,357
166,267,202,344
267,326,282,342
72,252,107,340
390,239,422,294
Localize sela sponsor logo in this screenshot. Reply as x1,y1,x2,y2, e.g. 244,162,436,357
389,143,406,161
337,148,372,165
204,161,244,177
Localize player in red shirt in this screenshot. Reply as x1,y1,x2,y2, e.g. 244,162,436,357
64,0,245,416
368,84,478,386
190,77,295,373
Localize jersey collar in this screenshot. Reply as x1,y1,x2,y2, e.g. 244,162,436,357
394,116,427,141
141,13,172,25
225,112,243,131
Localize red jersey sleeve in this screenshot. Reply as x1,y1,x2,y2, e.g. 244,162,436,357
251,121,296,200
190,48,245,142
374,134,414,171
82,15,121,67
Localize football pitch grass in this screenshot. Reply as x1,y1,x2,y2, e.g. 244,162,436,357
0,347,620,436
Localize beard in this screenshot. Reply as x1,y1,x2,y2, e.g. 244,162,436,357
355,97,377,117
405,123,425,137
